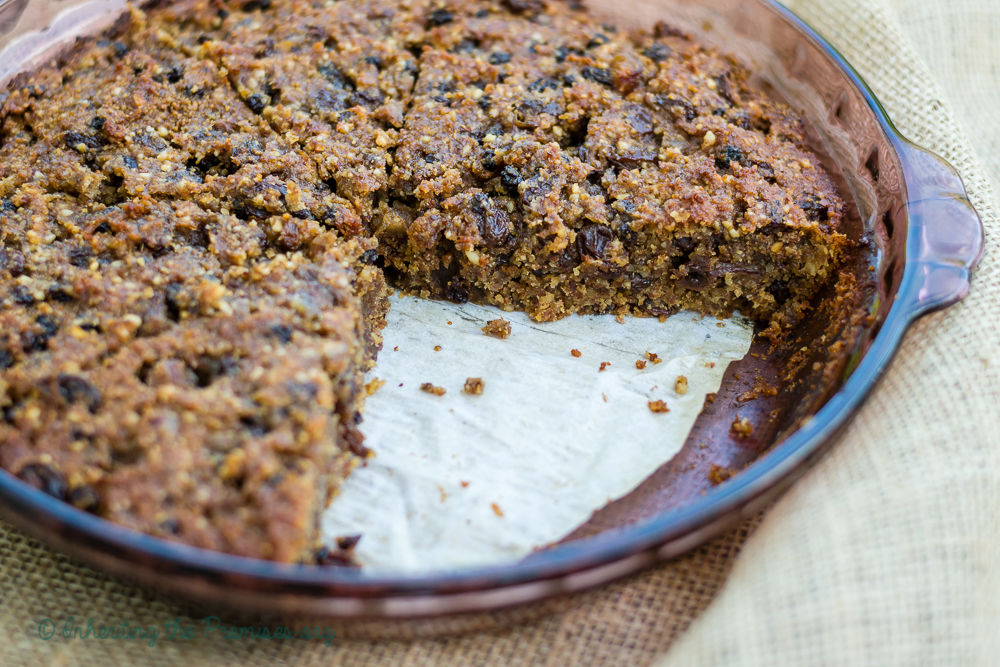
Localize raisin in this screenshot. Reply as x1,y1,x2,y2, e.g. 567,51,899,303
193,355,236,387
797,195,829,222
748,159,776,183
0,198,15,213
123,155,138,169
63,131,103,151
347,88,385,110
675,236,696,254
23,315,58,352
246,94,267,113
489,52,511,65
317,63,351,90
57,374,102,412
112,41,128,58
471,192,512,247
577,224,614,259
12,285,34,305
18,464,67,500
504,0,542,13
88,116,106,132
270,325,293,343
714,75,733,103
67,485,100,512
315,545,359,566
68,246,91,268
47,287,75,303
500,165,522,192
581,67,613,87
427,8,453,26
166,66,184,83
444,278,470,304
642,44,672,62
0,349,12,370
337,534,362,550
161,518,181,534
0,248,24,276
344,425,371,458
587,34,610,49
767,280,791,305
164,283,183,322
714,146,744,171
657,95,697,122
360,249,379,265
482,152,498,171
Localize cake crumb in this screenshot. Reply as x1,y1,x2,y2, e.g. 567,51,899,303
675,375,688,395
636,360,647,370
708,464,737,485
420,383,446,396
434,345,442,351
482,318,511,339
648,400,670,413
599,361,610,372
571,349,582,357
645,351,662,364
364,378,386,396
731,415,753,438
491,502,504,517
461,480,470,488
463,377,485,395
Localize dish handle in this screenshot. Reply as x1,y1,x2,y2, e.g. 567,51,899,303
893,139,984,318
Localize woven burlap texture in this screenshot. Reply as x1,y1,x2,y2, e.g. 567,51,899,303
2,0,998,664
659,0,1000,664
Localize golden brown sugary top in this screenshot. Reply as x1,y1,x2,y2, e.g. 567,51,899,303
0,0,845,562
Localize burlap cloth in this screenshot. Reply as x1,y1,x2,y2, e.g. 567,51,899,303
2,0,998,663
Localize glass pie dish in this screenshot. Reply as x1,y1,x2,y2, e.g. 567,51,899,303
0,0,983,631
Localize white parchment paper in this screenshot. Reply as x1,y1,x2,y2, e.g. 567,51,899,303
322,295,752,573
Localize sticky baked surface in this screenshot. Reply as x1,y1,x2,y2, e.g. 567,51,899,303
0,0,846,562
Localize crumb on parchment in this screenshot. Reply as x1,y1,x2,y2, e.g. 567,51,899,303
636,359,647,370
365,378,386,397
571,349,582,357
463,377,485,395
481,318,511,339
599,361,610,372
420,383,446,396
675,375,688,395
648,400,669,413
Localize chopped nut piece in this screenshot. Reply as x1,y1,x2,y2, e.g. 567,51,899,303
365,378,386,396
420,383,447,396
706,393,716,404
571,349,582,357
481,318,512,339
463,377,485,395
648,399,670,413
675,375,688,395
731,415,753,438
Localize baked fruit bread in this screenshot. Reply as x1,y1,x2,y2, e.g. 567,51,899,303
0,0,847,562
